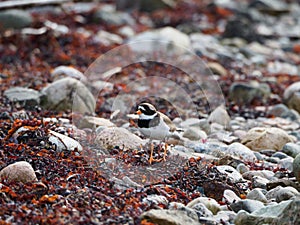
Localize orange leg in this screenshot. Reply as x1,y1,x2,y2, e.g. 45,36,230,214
149,142,154,164
163,142,168,161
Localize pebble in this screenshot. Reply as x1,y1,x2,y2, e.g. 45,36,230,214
230,199,265,213
51,66,86,81
0,161,37,183
190,203,213,217
282,142,300,158
283,81,300,113
236,163,249,174
234,199,293,225
293,153,300,182
93,6,135,26
278,157,294,171
48,130,83,152
241,127,294,151
267,104,299,120
186,197,221,215
140,208,199,225
223,189,241,204
4,87,41,109
242,170,275,180
95,127,145,150
142,195,168,207
41,77,95,114
182,127,207,141
229,81,270,105
207,105,231,128
247,188,268,203
0,9,33,30
216,165,243,182
223,142,257,162
128,26,191,55
265,186,299,202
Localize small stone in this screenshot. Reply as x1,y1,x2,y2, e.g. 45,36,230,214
222,15,261,42
49,130,83,151
140,208,199,225
95,127,144,150
229,81,270,105
4,87,41,109
206,62,227,76
94,30,123,46
293,153,300,182
234,199,294,225
51,66,86,81
243,170,275,180
41,77,95,114
278,157,294,171
247,188,268,203
252,176,270,189
186,197,221,215
216,165,243,182
190,203,213,217
93,6,135,26
128,27,191,55
271,152,288,159
182,127,207,141
236,163,249,174
223,189,241,204
0,9,33,30
267,104,299,120
241,127,294,151
207,105,231,128
224,142,257,162
230,199,265,213
142,195,168,207
283,81,300,113
0,161,37,183
266,186,299,202
282,143,300,158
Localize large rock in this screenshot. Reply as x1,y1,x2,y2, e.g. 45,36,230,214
140,208,199,225
41,77,95,114
234,198,300,225
95,127,144,150
0,161,37,183
283,81,300,113
229,81,271,105
4,87,41,109
241,127,294,151
0,9,33,30
128,27,191,54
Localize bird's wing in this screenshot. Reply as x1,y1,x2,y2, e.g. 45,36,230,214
158,112,177,132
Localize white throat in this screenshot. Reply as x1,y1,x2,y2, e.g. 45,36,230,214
139,112,157,120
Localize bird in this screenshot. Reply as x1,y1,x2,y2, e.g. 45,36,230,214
135,102,179,164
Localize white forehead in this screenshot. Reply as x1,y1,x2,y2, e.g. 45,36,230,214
139,103,156,111
138,105,146,111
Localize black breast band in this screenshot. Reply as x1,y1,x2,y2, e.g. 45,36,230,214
138,115,160,128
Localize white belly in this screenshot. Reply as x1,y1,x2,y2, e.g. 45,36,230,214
139,119,170,140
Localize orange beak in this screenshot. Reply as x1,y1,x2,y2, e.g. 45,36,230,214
136,110,142,115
